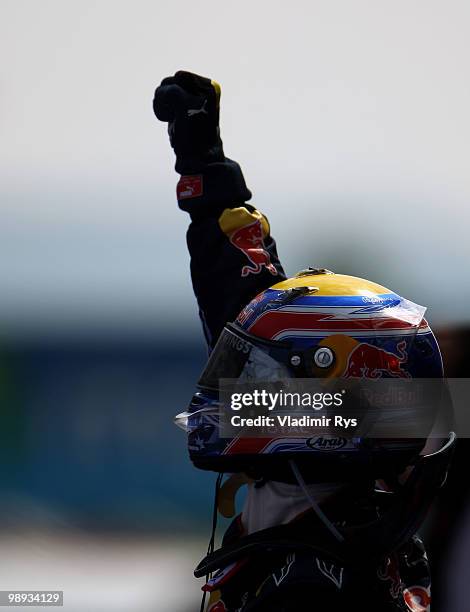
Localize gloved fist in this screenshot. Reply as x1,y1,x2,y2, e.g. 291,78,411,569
153,71,224,173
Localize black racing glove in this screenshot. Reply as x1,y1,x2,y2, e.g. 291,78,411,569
153,70,251,216
153,70,223,174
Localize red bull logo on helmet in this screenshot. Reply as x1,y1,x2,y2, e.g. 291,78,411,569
344,340,410,379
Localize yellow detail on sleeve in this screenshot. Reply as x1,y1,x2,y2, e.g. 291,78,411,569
211,80,221,107
218,207,270,237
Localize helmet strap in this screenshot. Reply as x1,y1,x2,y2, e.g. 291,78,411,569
288,460,344,543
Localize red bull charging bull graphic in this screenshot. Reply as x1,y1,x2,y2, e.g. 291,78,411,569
344,339,410,378
218,208,278,277
229,218,277,277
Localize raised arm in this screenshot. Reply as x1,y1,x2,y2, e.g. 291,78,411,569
153,71,286,348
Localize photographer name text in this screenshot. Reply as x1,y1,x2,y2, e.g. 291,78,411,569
230,414,358,429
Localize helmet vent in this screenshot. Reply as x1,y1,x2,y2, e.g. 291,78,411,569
295,267,334,277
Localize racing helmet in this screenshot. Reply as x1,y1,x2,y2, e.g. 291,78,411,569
176,269,454,484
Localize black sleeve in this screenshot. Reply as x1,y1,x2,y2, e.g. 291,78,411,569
187,204,286,348
178,160,286,348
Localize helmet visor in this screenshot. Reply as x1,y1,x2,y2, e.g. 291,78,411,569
197,324,292,392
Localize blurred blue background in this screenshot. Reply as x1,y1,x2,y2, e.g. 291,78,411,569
0,338,210,530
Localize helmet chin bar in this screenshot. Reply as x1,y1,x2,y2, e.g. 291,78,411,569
194,432,456,579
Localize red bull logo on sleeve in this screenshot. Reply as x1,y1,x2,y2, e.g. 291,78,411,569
230,219,277,277
219,207,278,278
344,340,410,379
